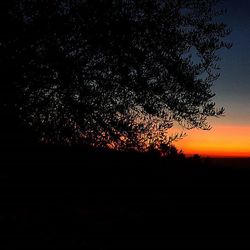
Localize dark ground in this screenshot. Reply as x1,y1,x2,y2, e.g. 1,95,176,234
1,145,250,249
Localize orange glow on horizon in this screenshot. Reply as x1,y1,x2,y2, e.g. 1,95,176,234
172,125,250,158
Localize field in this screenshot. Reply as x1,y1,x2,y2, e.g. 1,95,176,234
1,147,250,248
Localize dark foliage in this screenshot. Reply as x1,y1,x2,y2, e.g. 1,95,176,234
0,0,231,150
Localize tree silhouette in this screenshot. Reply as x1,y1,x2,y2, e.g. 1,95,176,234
1,0,231,150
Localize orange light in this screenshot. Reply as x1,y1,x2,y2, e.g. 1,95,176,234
172,125,250,158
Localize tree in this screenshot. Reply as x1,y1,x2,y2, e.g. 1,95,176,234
1,0,231,151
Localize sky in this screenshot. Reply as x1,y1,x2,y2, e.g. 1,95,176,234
174,0,250,157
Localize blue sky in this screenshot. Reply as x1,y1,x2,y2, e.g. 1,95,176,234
212,0,250,126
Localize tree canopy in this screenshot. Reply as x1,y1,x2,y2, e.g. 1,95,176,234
1,0,231,151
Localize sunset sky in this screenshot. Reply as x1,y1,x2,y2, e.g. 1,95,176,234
174,0,250,157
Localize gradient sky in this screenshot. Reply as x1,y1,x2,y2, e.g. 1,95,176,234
174,0,250,157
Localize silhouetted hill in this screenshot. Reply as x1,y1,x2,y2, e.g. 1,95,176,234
1,146,250,248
